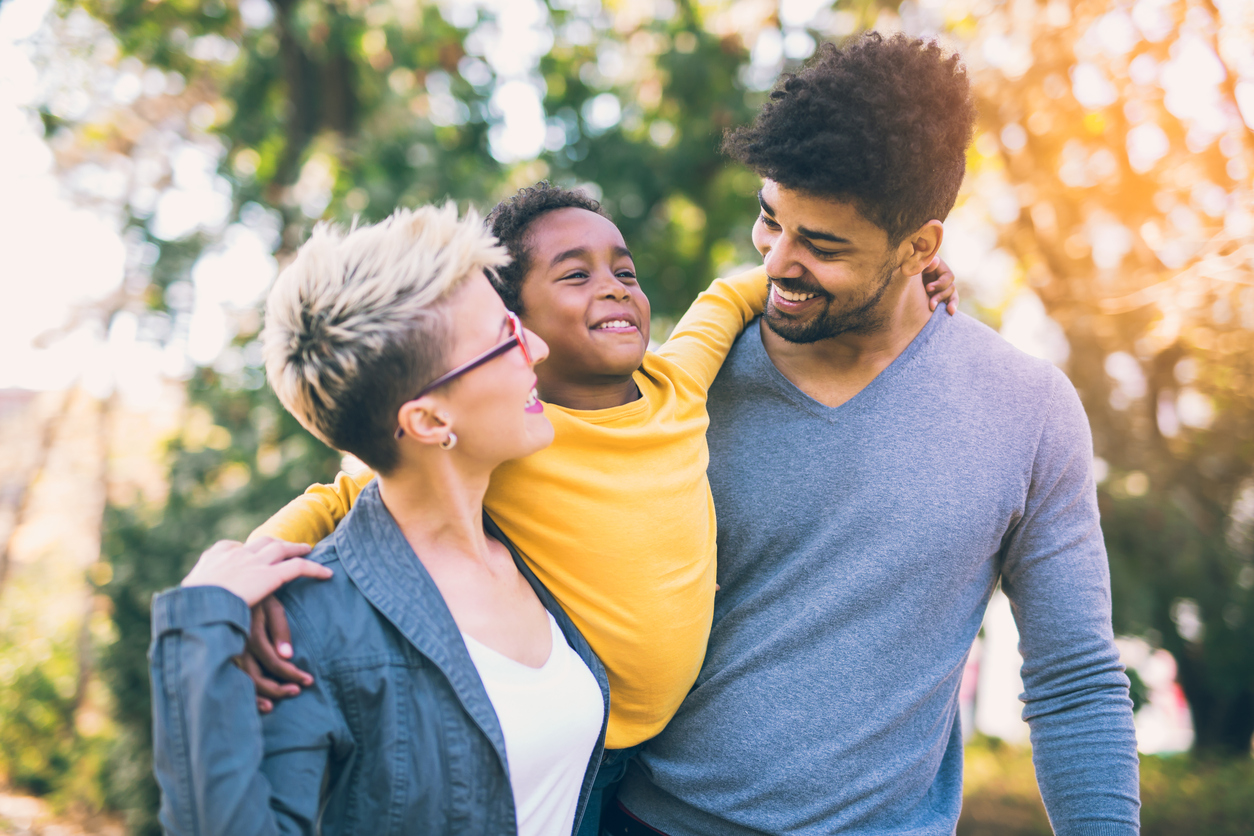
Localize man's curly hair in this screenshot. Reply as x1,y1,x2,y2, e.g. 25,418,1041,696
723,32,976,245
485,182,611,313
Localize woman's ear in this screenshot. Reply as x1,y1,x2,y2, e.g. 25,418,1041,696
898,220,944,278
396,398,453,448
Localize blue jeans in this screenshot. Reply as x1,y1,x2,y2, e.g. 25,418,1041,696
576,742,645,836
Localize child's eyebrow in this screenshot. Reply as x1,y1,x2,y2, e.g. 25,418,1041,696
548,245,635,267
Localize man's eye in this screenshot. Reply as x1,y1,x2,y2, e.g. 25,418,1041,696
760,214,780,229
808,245,840,259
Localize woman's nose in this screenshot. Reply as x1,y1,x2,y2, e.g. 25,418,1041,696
524,327,549,365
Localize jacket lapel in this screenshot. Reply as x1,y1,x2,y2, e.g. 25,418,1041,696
332,481,510,771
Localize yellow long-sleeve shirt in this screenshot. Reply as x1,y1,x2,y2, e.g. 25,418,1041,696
252,267,768,749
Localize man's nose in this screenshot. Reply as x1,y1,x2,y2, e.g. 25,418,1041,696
762,237,803,278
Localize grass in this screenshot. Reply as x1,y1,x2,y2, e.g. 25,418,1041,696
958,735,1254,836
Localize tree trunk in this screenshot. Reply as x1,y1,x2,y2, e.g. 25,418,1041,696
1175,645,1254,755
0,388,73,593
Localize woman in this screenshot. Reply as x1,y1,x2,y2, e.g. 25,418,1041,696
149,203,608,836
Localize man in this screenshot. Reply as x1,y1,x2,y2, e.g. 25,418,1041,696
609,32,1140,836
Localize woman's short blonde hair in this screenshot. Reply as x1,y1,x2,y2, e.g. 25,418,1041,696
263,202,509,473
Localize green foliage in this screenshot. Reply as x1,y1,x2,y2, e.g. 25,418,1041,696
1140,753,1254,836
539,17,765,314
0,649,77,797
964,0,1254,753
1103,491,1254,755
99,364,342,834
0,615,112,813
959,737,1254,836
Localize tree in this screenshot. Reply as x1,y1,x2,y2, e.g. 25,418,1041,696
956,0,1254,753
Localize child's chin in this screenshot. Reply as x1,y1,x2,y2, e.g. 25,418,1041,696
601,354,646,377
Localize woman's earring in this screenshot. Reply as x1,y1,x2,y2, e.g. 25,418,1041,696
439,431,457,450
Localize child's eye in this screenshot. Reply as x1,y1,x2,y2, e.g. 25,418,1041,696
560,270,590,281
616,270,637,281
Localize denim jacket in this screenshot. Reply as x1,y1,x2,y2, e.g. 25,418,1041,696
149,480,609,836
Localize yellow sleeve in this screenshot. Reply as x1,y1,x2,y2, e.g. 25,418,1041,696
654,266,768,393
248,468,377,547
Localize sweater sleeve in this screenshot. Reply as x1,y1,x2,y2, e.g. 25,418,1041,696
249,469,376,547
654,267,768,393
999,370,1140,836
149,585,343,836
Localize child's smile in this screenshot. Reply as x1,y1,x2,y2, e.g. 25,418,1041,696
516,207,651,408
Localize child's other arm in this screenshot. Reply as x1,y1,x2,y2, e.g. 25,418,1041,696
248,468,377,547
655,267,770,394
656,258,959,394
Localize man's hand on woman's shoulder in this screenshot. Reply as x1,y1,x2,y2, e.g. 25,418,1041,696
182,538,329,712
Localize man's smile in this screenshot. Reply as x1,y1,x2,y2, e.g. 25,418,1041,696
769,282,825,314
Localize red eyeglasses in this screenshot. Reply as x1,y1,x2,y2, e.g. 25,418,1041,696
395,310,532,439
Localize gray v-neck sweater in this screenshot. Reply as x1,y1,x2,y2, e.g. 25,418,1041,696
618,307,1139,835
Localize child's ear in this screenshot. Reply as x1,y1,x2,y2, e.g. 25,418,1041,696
897,220,944,277
397,399,453,447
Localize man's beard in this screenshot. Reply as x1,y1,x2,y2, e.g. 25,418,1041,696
762,255,900,345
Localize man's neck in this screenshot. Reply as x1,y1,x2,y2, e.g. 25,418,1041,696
538,375,641,411
760,276,934,409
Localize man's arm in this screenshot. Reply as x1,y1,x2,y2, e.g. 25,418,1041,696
150,584,342,835
1001,370,1140,835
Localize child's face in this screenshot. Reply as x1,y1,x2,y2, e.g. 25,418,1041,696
516,207,651,391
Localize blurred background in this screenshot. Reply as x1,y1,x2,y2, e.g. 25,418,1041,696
0,0,1251,832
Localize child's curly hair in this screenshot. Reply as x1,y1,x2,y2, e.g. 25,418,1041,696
722,32,976,244
485,182,612,314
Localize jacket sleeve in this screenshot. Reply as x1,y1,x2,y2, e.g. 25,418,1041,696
150,585,342,836
654,267,768,393
1000,371,1140,836
249,469,376,547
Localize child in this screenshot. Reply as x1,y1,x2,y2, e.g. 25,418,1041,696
247,182,957,832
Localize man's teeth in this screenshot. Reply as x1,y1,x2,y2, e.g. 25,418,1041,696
595,320,633,329
774,285,817,303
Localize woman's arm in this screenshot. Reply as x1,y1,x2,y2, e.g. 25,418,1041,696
151,541,339,835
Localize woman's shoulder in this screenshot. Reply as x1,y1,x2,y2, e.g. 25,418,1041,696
273,541,398,665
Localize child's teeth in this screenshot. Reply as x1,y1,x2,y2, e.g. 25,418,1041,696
596,320,631,329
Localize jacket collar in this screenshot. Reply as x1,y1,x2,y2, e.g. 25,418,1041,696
331,480,509,768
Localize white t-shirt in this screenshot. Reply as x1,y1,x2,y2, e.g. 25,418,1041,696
462,611,604,836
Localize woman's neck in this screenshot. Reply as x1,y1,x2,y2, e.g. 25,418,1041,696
538,375,641,411
376,458,493,564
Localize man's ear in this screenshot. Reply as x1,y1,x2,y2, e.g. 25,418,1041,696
396,398,452,448
897,220,944,277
